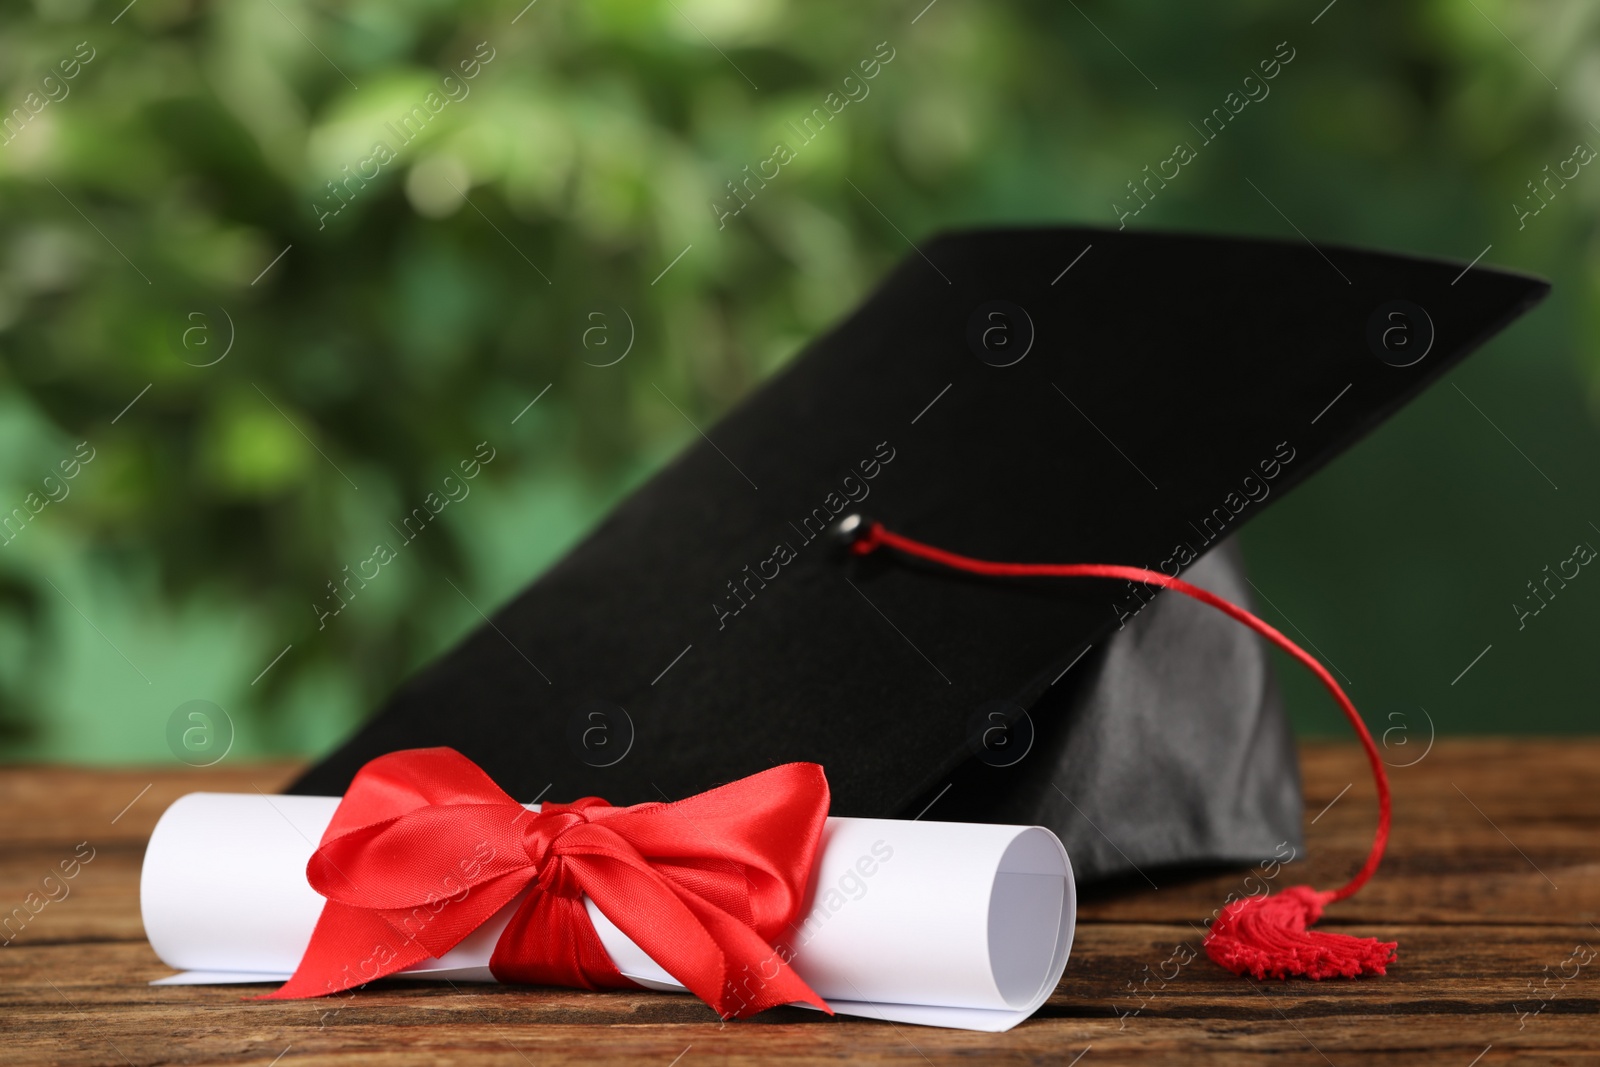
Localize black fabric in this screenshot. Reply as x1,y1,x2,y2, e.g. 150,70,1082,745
293,226,1545,880
923,535,1303,882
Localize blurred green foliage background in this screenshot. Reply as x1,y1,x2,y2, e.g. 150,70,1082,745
1,0,1596,764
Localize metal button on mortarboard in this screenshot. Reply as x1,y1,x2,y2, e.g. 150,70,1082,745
830,512,865,549
1366,300,1435,367
966,301,1035,366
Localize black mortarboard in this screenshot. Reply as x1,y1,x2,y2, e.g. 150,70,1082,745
292,227,1546,883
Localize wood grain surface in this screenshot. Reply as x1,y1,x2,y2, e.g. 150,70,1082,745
1,740,1596,1066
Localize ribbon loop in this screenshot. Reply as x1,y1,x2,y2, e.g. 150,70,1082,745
308,804,535,910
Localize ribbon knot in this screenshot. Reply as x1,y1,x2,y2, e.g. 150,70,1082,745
519,806,593,883
264,748,832,1019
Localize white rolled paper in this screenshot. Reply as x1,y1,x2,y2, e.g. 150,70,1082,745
141,792,1075,1031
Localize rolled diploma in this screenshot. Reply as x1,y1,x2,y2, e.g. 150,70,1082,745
141,793,1075,1032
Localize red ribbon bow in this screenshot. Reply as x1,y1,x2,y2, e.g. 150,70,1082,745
263,747,832,1018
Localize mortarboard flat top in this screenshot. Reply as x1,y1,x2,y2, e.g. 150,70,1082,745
293,226,1546,874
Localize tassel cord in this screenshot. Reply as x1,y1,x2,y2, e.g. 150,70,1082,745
849,520,1394,963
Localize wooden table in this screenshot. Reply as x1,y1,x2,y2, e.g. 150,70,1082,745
3,740,1596,1065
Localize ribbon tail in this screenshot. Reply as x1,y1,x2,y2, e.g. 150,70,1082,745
578,852,829,1019
675,887,831,1019
259,901,430,1000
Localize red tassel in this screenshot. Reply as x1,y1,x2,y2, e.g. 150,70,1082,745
1205,886,1396,979
847,519,1397,982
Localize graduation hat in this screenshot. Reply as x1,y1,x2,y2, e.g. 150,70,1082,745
292,227,1546,898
